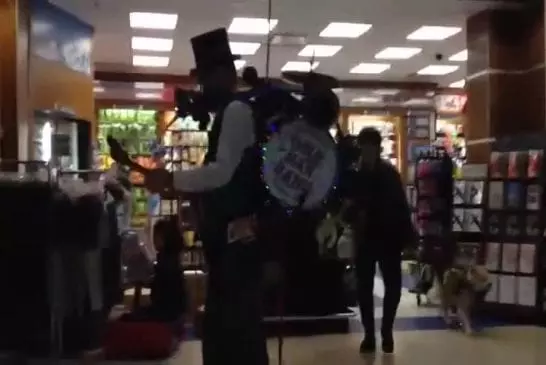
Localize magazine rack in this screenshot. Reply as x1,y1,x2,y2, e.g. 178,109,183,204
481,133,546,324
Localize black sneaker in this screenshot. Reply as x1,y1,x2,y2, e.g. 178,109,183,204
359,337,376,354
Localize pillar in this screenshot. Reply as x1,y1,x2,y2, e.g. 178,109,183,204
465,3,545,163
0,0,30,163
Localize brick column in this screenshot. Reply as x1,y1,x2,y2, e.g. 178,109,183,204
465,4,545,163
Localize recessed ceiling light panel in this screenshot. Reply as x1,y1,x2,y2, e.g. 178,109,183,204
131,37,173,52
352,96,382,103
281,61,319,72
229,42,261,55
449,50,467,61
133,55,170,68
298,44,342,57
417,64,459,75
404,98,433,106
134,82,164,89
449,79,465,88
350,63,390,74
375,47,422,60
319,22,372,38
129,12,178,30
407,26,461,41
135,92,162,99
374,89,400,96
234,60,247,70
228,17,278,35
93,86,104,93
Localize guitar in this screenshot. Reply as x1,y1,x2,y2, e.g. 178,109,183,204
106,136,202,229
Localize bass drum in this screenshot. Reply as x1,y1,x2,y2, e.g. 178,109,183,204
262,119,338,210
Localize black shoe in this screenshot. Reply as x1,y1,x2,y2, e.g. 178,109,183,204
359,337,376,354
381,337,394,354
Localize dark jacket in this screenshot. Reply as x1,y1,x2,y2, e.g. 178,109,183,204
344,160,416,254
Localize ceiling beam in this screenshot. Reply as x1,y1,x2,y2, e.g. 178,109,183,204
94,70,439,91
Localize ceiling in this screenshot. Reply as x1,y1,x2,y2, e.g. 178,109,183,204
51,0,510,103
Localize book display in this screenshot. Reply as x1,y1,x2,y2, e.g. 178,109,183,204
97,108,157,227
481,133,546,323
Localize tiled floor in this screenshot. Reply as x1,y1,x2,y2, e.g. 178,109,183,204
29,273,546,364
104,326,546,365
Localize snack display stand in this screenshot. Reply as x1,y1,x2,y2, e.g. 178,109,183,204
480,133,546,324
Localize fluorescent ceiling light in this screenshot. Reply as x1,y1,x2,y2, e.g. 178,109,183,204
350,63,390,74
407,26,461,41
234,60,247,70
135,92,162,99
228,17,278,35
353,96,382,103
319,22,372,38
281,61,319,72
131,37,173,52
404,98,433,105
133,55,170,67
375,47,422,60
450,79,465,88
229,42,261,55
129,12,178,30
332,88,344,94
417,64,459,75
298,44,342,57
374,89,399,96
134,82,164,89
93,86,104,93
449,50,467,61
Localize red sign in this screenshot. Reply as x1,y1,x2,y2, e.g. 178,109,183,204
435,94,467,114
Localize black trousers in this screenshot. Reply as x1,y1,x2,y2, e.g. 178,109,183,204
355,249,402,337
202,242,268,365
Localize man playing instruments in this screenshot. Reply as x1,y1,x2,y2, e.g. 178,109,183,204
144,29,269,365
344,128,416,355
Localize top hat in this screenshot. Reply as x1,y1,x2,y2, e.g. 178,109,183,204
190,28,240,78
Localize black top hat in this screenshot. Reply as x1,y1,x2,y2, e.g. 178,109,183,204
190,28,241,78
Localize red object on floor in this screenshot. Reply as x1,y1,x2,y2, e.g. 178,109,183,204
103,320,177,360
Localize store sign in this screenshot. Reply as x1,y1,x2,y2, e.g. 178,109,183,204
30,0,93,75
435,95,467,114
262,121,337,210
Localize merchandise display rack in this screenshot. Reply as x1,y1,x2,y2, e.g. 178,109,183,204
414,147,454,266
156,120,208,271
480,133,546,324
451,171,485,267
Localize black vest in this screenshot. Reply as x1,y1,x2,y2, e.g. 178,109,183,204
199,101,266,252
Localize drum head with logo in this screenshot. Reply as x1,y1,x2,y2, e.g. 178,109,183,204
262,120,337,210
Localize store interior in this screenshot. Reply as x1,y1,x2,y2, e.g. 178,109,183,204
1,0,546,363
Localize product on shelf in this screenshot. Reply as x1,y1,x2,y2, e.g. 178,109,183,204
97,108,158,228
480,134,546,319
347,115,398,167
